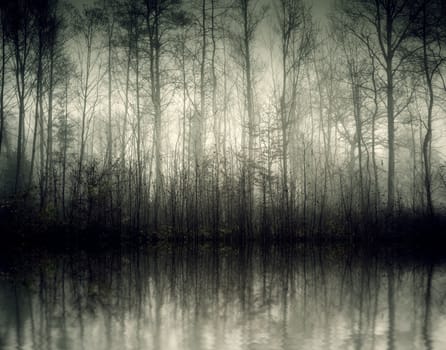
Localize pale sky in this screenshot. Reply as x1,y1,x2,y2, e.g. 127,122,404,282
310,0,334,19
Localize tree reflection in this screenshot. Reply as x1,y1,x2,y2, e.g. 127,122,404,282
423,263,434,350
0,245,443,350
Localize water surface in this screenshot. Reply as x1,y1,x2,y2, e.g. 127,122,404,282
0,244,445,350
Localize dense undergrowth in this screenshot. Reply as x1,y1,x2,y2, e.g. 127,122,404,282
1,196,444,253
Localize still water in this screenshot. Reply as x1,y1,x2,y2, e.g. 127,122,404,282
0,244,445,350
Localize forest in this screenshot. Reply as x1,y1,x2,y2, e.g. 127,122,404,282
1,0,446,242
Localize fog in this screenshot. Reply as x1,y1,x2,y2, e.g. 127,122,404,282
2,0,446,238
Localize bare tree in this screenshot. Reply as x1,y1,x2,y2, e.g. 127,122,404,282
343,0,422,216
145,0,166,229
275,0,313,232
231,0,266,236
71,4,105,210
5,0,34,193
0,7,10,157
417,0,444,216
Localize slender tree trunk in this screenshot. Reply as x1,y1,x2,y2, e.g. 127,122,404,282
180,32,187,231
121,44,130,170
38,62,45,207
118,37,131,228
29,33,43,191
350,68,364,216
242,0,255,236
14,33,27,194
370,54,380,220
135,31,142,230
0,21,7,157
382,5,396,216
154,13,162,230
44,43,55,209
280,24,289,233
222,25,229,228
78,39,92,198
211,0,220,236
410,114,417,212
61,77,69,219
106,19,114,167
313,57,328,233
422,3,434,217
147,1,163,229
194,0,206,232
386,61,395,216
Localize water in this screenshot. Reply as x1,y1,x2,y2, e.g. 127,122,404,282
0,244,445,350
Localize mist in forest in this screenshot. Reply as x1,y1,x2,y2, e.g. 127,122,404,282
1,0,446,239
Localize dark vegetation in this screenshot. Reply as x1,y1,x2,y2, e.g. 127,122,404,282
1,0,446,246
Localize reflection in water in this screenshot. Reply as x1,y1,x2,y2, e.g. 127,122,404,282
0,245,446,350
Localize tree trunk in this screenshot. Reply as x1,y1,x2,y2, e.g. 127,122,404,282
147,0,163,229
14,31,27,194
0,21,6,157
422,3,434,217
61,77,69,219
135,33,142,230
211,0,220,236
386,61,395,216
29,31,43,191
106,19,114,167
242,0,255,236
44,43,55,209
